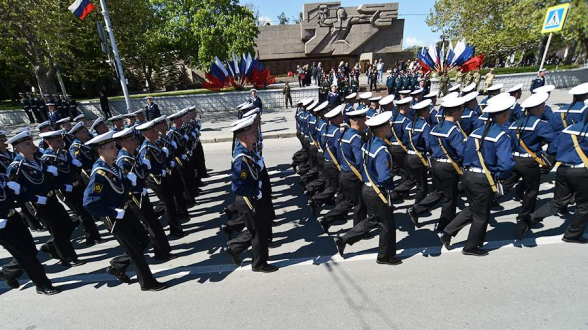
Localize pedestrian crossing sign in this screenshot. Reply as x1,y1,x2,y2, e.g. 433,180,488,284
541,3,570,34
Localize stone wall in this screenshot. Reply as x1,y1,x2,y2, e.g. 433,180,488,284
0,87,319,126
430,67,588,92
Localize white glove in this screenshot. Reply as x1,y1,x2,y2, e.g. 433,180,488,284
171,141,177,149
142,158,152,170
7,181,20,195
142,188,147,196
162,147,169,157
65,184,73,192
0,219,6,229
161,169,166,178
72,159,82,167
47,165,58,176
170,161,175,168
256,190,262,200
191,132,197,138
258,180,262,189
183,134,189,141
127,172,137,186
181,154,187,160
36,196,47,205
115,208,125,219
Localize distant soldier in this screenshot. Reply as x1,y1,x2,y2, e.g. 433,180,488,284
144,96,161,121
455,69,464,87
19,92,35,124
483,68,495,94
464,70,473,87
473,68,482,91
530,68,546,93
67,94,79,119
438,71,450,97
98,90,112,119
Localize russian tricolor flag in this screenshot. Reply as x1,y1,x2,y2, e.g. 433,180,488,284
68,0,96,20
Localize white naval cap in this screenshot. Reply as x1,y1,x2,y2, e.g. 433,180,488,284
447,84,461,93
368,96,383,102
488,93,511,105
45,102,55,106
325,104,344,119
73,114,85,122
486,83,504,92
461,83,476,93
423,90,438,99
484,95,516,113
69,122,86,135
302,98,315,106
307,99,319,111
188,106,196,112
410,88,425,95
412,99,432,111
398,90,412,95
135,120,156,132
379,94,395,106
394,96,413,106
507,84,523,93
461,91,479,104
113,127,136,139
365,111,393,128
133,108,146,116
441,96,467,108
345,92,357,100
243,107,261,118
568,83,588,95
532,84,555,94
85,131,115,147
109,114,125,122
521,92,550,109
36,121,52,130
39,130,64,139
313,101,329,113
230,115,255,134
55,117,71,125
145,96,153,100
359,92,373,100
152,115,167,125
236,101,249,109
6,130,32,146
90,117,105,131
442,92,460,101
346,108,369,118
167,111,186,121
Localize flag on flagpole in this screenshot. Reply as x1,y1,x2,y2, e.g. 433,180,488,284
68,0,96,20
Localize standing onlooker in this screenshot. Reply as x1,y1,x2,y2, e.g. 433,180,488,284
369,65,378,92
98,90,112,119
303,64,311,87
483,68,495,94
376,59,384,84
366,63,372,86
19,92,35,124
311,62,318,86
283,82,293,108
530,68,546,92
473,67,482,91
297,65,304,87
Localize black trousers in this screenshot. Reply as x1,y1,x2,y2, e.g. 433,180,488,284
285,95,293,108
503,157,541,222
405,154,429,203
308,145,319,169
444,172,494,251
32,109,46,123
227,196,269,269
413,161,459,232
63,184,101,240
18,202,44,230
0,212,51,287
109,210,158,289
148,175,184,235
23,109,35,124
171,168,190,216
127,192,172,258
194,141,208,181
180,156,198,198
389,145,407,178
340,186,396,259
37,195,78,262
323,171,367,226
312,162,340,205
533,166,588,240
259,166,275,241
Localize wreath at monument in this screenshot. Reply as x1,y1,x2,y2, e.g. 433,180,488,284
203,53,276,91
417,39,484,73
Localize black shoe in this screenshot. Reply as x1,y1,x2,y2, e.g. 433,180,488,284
40,245,59,260
141,281,168,292
106,266,131,284
362,231,377,240
462,248,489,257
515,220,530,240
376,257,403,265
36,285,61,295
319,219,330,235
252,264,279,273
407,207,421,228
169,231,185,238
335,236,345,257
85,236,104,245
561,236,587,244
438,232,451,250
154,253,179,261
222,207,233,220
267,241,281,249
0,273,19,289
226,247,241,266
220,224,233,240
308,199,318,216
70,259,86,267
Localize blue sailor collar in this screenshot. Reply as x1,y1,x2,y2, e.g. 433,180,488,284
562,122,588,137
430,121,458,137
508,116,542,131
554,101,587,114
470,123,509,142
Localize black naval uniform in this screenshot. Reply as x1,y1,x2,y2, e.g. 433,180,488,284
20,97,35,124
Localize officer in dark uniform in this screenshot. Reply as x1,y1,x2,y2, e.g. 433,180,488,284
46,102,61,125
145,96,161,121
114,127,175,261
530,68,546,93
66,94,79,119
247,89,263,111
327,85,341,109
83,131,167,291
19,92,35,124
56,94,68,118
320,108,368,232
40,129,102,245
440,96,516,256
335,111,402,265
0,172,60,295
27,92,45,122
167,110,198,202
137,118,186,237
225,116,279,273
7,130,84,266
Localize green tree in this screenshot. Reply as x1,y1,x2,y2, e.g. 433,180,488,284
277,12,289,25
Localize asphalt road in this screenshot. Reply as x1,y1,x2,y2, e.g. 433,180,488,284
1,115,588,329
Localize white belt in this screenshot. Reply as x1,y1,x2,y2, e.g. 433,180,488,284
389,141,400,146
365,182,380,188
562,163,586,168
433,158,452,163
407,150,419,155
513,152,532,158
466,167,485,173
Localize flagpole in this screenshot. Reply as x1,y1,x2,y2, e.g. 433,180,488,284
539,33,553,72
99,0,132,113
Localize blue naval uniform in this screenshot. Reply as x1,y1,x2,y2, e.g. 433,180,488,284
406,117,430,154
366,106,378,119
116,149,146,195
555,122,588,165
323,124,342,163
509,102,525,122
343,102,355,124
295,105,304,134
429,121,465,162
47,111,61,125
138,139,167,178
550,101,586,133
389,111,411,147
459,107,479,136
361,136,394,191
315,118,328,149
231,143,260,198
338,127,363,174
530,75,545,93
307,113,318,143
464,123,515,179
327,91,340,108
70,139,96,174
40,148,76,189
6,155,49,203
0,150,14,174
508,115,557,156
83,159,127,219
428,105,440,128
